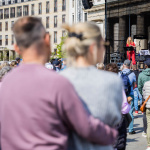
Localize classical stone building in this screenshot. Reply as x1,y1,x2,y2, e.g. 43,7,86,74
86,0,105,38
106,0,150,54
0,0,69,61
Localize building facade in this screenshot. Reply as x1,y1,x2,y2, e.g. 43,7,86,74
0,0,69,61
86,0,105,38
68,0,88,24
106,0,150,55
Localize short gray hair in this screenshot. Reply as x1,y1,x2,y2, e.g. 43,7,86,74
0,66,12,80
13,17,46,49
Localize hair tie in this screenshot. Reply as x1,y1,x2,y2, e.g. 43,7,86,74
68,32,83,40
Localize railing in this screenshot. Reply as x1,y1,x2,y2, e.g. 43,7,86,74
23,11,28,16
54,7,57,12
17,12,22,17
46,24,49,28
39,10,42,14
31,10,34,15
0,14,3,19
46,8,49,13
10,13,15,18
54,23,57,28
4,14,9,19
62,5,66,11
5,41,8,45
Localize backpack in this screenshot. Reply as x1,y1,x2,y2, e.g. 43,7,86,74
120,71,132,96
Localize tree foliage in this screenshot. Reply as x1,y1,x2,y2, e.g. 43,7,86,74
51,36,67,60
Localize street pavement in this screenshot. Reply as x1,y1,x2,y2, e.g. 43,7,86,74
126,111,147,150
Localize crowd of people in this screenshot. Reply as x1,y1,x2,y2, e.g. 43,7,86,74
0,16,149,150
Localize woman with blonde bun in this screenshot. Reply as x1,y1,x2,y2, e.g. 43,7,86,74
60,22,123,150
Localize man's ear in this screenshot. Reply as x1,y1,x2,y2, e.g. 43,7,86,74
44,33,50,47
14,44,21,55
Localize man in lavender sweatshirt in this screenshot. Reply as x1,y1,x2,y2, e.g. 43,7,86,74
0,17,117,150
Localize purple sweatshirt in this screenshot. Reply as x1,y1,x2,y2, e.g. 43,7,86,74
0,64,117,150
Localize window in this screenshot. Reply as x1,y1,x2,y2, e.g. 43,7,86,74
72,0,74,8
39,3,42,14
54,16,57,28
54,48,57,55
12,34,14,45
5,22,8,31
5,35,8,45
62,15,66,23
0,9,3,19
46,1,50,13
4,8,9,19
46,17,49,28
17,6,22,17
0,22,2,31
23,5,29,16
62,0,66,11
10,7,15,18
54,31,57,43
0,35,2,46
31,4,34,15
84,13,87,22
54,0,57,12
11,21,14,30
62,30,66,37
72,14,74,23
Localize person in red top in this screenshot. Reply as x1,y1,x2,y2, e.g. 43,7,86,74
126,37,136,65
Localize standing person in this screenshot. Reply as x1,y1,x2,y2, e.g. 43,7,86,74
143,81,150,150
15,57,21,66
60,23,123,150
45,61,53,70
126,37,136,65
0,17,118,150
119,60,136,134
132,65,142,114
61,58,67,70
105,63,131,150
97,63,105,70
138,60,150,138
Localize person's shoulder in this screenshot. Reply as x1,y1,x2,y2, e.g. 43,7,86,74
97,69,123,86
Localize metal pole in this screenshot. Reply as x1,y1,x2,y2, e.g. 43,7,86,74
129,0,131,36
105,0,107,41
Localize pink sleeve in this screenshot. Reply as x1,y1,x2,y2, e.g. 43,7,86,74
121,90,131,114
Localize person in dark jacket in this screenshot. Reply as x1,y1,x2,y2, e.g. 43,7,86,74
138,59,150,138
105,63,131,150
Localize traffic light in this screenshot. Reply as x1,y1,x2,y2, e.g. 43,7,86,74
82,0,93,9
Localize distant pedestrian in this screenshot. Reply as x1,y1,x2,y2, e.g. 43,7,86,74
138,59,150,141
97,63,104,70
60,22,123,150
106,63,131,150
119,60,136,135
10,61,17,68
45,62,53,70
132,65,142,114
143,80,150,149
0,17,118,150
61,58,67,70
15,57,21,66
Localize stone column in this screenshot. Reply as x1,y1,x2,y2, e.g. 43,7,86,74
136,15,144,35
119,17,126,52
9,50,14,61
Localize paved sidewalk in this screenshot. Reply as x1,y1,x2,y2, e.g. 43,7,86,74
126,112,147,150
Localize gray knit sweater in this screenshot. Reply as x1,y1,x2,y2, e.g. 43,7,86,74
60,66,123,150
